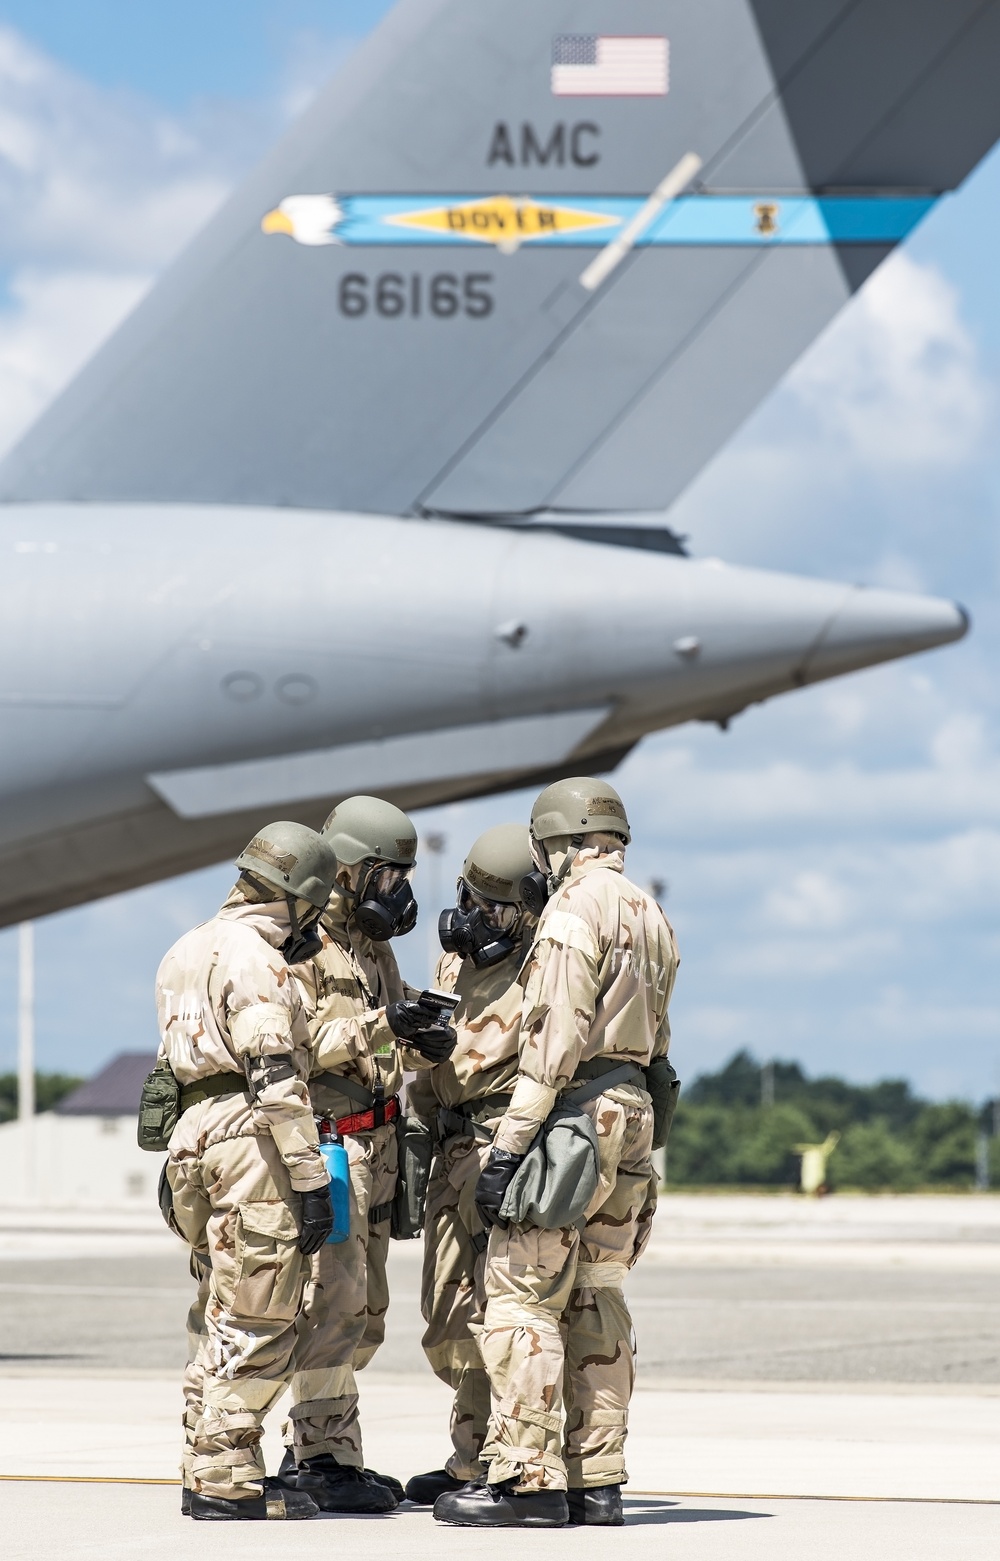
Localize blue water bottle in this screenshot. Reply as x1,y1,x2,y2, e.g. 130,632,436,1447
318,1121,350,1243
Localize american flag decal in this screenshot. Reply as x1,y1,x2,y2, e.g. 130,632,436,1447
551,35,669,97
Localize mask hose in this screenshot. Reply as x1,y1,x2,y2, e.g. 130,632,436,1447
281,895,323,964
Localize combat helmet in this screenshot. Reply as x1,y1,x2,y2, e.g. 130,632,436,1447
235,821,339,909
529,777,631,845
461,823,535,905
322,796,418,867
322,796,418,941
440,823,534,968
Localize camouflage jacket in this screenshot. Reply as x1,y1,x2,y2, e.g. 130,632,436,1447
407,940,528,1119
155,893,327,1191
492,848,679,1155
292,895,421,1120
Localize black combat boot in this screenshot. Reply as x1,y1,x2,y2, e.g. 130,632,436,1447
180,1486,192,1516
295,1455,397,1513
434,1477,568,1528
276,1447,298,1488
365,1468,405,1502
404,1468,469,1505
567,1484,624,1526
189,1477,319,1521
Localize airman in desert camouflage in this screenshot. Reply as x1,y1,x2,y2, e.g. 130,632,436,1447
158,821,338,1522
402,823,536,1507
280,795,457,1514
434,779,679,1531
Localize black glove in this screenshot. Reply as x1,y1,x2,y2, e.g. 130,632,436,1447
298,1187,334,1255
386,997,442,1039
475,1148,525,1230
406,1025,457,1062
385,999,458,1062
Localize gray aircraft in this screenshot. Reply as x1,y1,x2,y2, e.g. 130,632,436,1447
1,0,997,924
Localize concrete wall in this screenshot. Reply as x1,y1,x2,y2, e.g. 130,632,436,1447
0,1113,165,1207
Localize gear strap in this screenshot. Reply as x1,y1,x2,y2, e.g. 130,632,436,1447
312,1072,377,1109
436,1095,513,1143
179,1072,249,1112
561,1061,644,1107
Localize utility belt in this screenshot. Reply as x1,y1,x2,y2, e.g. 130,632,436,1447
312,1071,400,1137
500,1051,677,1232
561,1056,645,1105
433,1060,642,1147
562,1054,678,1149
140,1064,248,1154
336,1097,400,1136
178,1071,249,1114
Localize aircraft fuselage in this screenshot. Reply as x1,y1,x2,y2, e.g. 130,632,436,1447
0,503,965,923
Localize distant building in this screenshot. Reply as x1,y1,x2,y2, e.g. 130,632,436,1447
54,1052,156,1117
0,1051,162,1207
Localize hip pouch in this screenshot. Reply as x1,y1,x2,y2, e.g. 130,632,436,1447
391,1114,433,1240
137,1058,180,1151
500,1106,601,1229
644,1057,681,1149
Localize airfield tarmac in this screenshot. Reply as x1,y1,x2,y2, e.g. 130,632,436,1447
0,1193,997,1558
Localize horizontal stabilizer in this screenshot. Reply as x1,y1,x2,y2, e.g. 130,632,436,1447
148,706,610,819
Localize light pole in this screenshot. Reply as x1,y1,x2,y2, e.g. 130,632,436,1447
18,922,35,1203
423,832,447,985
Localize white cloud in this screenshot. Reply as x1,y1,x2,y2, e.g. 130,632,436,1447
0,24,282,459
722,930,900,979
627,744,1000,837
0,268,148,452
0,27,231,269
669,250,995,576
762,870,853,930
929,711,988,770
793,252,990,469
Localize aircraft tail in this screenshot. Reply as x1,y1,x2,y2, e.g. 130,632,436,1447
2,0,1000,516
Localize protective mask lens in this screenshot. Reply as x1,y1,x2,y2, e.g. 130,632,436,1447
459,882,520,933
354,860,418,941
366,863,412,898
449,885,520,968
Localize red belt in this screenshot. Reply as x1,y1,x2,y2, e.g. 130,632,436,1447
335,1095,400,1136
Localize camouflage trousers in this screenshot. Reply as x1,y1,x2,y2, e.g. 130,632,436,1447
420,1123,496,1481
167,1131,311,1501
480,1085,657,1493
181,1252,211,1489
284,1121,398,1467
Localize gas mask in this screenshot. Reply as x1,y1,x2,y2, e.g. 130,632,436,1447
439,881,522,968
280,898,324,964
237,872,324,965
518,832,589,916
519,835,558,917
352,861,418,942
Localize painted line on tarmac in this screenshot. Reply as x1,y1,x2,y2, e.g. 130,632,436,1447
0,1475,180,1485
0,1283,192,1299
634,1489,1000,1506
0,1475,995,1504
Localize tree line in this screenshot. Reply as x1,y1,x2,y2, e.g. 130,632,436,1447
2,1060,997,1190
666,1050,999,1190
0,1072,84,1121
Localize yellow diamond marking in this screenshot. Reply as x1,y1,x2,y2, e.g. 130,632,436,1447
385,195,619,245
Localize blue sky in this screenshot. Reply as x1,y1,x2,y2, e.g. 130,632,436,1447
0,3,997,1102
0,2,392,105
